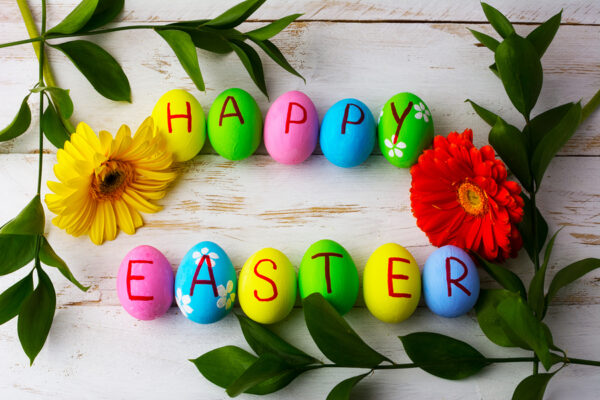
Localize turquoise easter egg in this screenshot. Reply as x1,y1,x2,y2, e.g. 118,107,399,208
320,99,375,168
299,239,359,315
174,241,237,324
423,245,480,318
378,92,433,168
207,88,262,160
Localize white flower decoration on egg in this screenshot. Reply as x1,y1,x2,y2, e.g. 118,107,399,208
385,138,407,158
216,280,236,310
193,247,219,267
176,288,193,317
414,102,431,123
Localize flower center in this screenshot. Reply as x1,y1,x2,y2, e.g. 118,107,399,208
91,160,133,201
457,181,488,216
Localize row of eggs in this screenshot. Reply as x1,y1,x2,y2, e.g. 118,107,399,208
117,240,480,325
151,89,434,168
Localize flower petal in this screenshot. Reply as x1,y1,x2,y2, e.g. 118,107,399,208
216,297,226,309
209,252,219,259
226,280,233,293
388,149,395,157
394,148,403,157
384,138,394,148
217,284,227,297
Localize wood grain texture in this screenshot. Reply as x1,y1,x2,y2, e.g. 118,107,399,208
0,0,599,399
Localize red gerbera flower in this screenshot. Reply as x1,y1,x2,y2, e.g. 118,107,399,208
410,129,524,262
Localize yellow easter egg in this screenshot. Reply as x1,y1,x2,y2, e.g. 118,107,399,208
151,89,206,162
363,243,421,323
238,248,297,324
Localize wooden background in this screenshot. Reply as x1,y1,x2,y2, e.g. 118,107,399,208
1,0,599,398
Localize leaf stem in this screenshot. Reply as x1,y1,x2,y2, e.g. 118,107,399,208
581,87,600,123
46,24,160,39
567,357,600,367
36,0,46,197
0,37,42,48
15,0,75,133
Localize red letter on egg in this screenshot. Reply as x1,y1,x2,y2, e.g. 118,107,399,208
219,96,245,126
387,257,412,298
311,252,343,293
253,259,278,301
127,260,154,301
190,255,218,297
389,101,413,144
166,101,192,133
284,102,307,134
341,103,365,134
445,257,471,297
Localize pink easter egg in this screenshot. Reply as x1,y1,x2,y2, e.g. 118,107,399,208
264,91,319,164
117,245,174,320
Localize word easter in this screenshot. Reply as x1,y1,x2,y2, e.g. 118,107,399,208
116,241,480,324
151,88,434,167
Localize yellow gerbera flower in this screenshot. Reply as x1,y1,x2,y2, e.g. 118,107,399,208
45,117,177,245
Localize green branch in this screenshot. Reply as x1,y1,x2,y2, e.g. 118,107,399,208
582,88,600,123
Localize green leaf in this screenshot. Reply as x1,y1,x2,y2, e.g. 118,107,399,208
18,267,56,365
326,373,370,400
0,235,37,276
39,237,89,291
191,346,258,390
0,272,33,325
46,0,99,35
184,27,234,54
42,102,71,149
247,13,303,41
489,62,499,77
45,87,74,119
0,195,45,235
528,229,562,318
81,0,124,32
50,40,131,102
496,293,552,370
475,254,527,299
468,29,500,51
400,332,490,380
495,34,543,118
530,102,581,188
235,313,317,366
465,99,499,127
156,30,205,91
511,372,555,400
475,289,522,348
489,117,532,190
247,368,306,396
303,293,389,368
229,39,268,98
526,11,562,58
205,0,266,29
226,353,293,397
546,258,600,307
518,193,548,264
250,38,305,82
0,95,31,142
528,102,574,152
481,3,515,38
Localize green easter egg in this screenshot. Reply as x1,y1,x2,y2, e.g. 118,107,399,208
299,239,359,315
378,92,434,168
207,88,262,160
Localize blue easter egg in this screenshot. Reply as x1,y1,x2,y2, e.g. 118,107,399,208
320,98,375,167
423,245,480,318
174,241,237,324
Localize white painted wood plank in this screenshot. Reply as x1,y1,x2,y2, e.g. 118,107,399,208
1,0,598,25
0,22,598,155
1,304,599,399
0,154,597,308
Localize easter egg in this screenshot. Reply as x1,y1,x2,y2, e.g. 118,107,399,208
423,245,480,318
238,248,297,324
378,92,434,168
174,241,237,324
117,245,174,321
151,89,206,162
320,99,376,168
299,239,359,315
363,243,421,323
264,91,319,164
207,88,262,161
